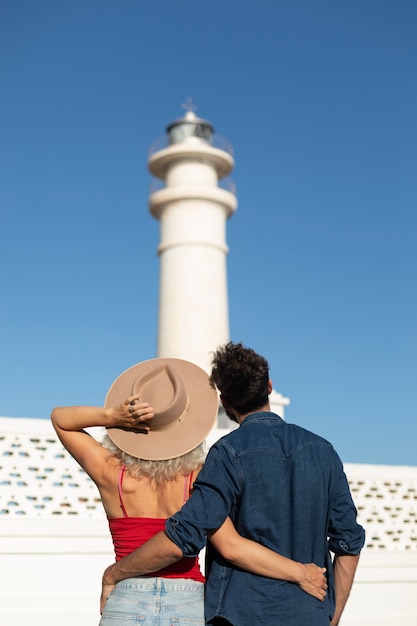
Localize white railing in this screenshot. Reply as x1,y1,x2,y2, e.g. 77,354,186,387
148,133,234,158
149,176,236,196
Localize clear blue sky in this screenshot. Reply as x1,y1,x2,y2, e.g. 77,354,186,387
1,1,416,466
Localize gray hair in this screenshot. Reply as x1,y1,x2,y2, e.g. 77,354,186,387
102,434,207,485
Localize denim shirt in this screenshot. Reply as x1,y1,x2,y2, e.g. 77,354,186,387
165,412,365,626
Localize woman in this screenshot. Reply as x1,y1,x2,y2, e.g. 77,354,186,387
51,357,326,625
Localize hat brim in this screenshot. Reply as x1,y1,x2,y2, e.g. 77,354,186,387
104,357,218,460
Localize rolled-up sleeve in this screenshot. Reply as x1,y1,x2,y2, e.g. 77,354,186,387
328,455,365,555
166,441,242,557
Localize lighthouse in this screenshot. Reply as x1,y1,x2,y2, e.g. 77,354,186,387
148,105,289,419
148,106,237,372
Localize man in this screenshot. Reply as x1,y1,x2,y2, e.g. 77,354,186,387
102,342,365,625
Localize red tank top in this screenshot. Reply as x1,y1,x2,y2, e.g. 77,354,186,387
107,467,205,582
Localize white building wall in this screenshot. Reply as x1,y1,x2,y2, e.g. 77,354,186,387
1,417,416,625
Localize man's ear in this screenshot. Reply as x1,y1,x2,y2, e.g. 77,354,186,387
220,394,230,411
267,380,273,395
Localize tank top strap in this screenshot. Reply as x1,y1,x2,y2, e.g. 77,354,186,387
118,466,128,518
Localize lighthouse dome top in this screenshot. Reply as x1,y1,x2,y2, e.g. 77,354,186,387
166,110,214,145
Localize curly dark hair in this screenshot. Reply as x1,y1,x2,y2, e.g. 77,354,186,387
209,341,270,416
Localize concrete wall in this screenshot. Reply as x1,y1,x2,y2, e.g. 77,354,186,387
342,551,417,626
0,518,112,626
2,521,417,626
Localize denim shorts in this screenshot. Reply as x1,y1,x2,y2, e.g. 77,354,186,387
99,577,205,626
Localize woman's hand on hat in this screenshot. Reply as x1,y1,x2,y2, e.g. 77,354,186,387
107,394,155,430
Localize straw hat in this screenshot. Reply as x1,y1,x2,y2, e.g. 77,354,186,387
104,357,218,460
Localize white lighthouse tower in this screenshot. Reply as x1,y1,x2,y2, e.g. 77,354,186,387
148,105,289,419
148,106,237,372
